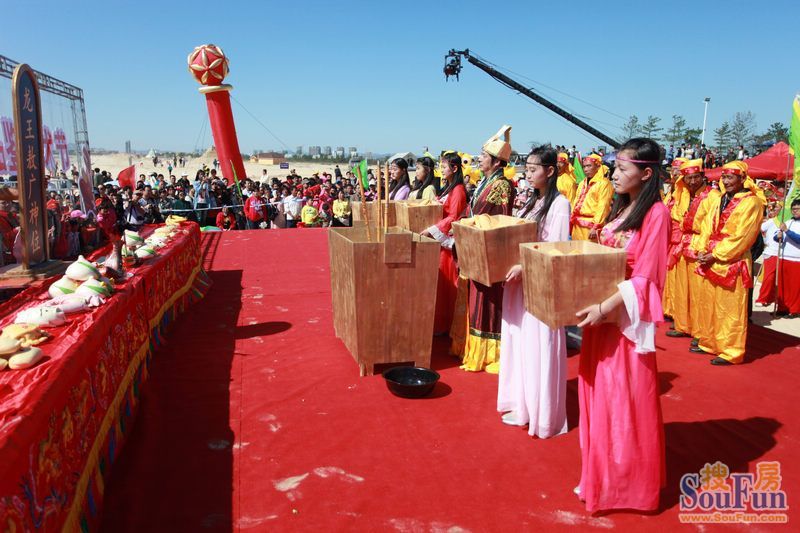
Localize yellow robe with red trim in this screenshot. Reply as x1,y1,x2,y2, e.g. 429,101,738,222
557,172,577,205
663,178,689,318
685,188,722,341
570,174,613,240
695,190,762,363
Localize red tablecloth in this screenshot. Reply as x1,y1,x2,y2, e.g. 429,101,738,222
0,222,210,531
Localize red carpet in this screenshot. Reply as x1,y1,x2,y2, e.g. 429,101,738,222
101,229,799,531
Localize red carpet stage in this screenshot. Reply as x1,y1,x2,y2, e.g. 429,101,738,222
101,229,799,531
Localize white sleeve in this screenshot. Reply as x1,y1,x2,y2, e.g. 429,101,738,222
617,279,656,354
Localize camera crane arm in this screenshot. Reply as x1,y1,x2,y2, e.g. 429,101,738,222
444,49,620,150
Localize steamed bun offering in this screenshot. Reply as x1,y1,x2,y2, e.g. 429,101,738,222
76,278,113,298
124,229,145,249
48,276,78,298
65,256,100,281
460,214,526,229
8,347,44,370
135,246,158,259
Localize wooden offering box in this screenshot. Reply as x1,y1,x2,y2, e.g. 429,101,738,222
520,240,626,329
452,215,538,286
351,201,396,227
395,200,443,234
328,226,439,376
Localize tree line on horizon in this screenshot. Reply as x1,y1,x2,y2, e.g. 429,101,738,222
620,112,788,153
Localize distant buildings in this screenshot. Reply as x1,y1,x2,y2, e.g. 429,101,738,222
280,145,359,159
250,151,287,165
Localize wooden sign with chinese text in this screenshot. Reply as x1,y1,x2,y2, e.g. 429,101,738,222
12,64,49,267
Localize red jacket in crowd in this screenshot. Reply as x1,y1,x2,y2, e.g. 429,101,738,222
244,195,267,222
216,211,237,231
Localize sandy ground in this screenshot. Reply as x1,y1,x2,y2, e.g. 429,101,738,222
90,152,380,183
751,272,800,337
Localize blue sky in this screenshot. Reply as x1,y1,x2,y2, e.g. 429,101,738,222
2,0,798,156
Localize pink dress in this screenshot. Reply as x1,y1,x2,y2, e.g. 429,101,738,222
577,201,669,512
498,194,571,438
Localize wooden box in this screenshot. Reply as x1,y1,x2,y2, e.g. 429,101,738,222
520,240,626,329
351,201,396,227
328,226,439,376
395,200,443,234
452,215,538,286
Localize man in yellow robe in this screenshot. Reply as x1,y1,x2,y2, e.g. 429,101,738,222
663,157,688,319
666,159,720,338
694,161,762,365
570,154,612,241
556,153,577,205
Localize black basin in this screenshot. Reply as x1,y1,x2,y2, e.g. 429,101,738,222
382,367,440,398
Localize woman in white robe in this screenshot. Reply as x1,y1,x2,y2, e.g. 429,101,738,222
498,145,570,438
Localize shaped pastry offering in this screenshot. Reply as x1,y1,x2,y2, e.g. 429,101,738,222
7,347,44,370
144,235,168,248
14,307,67,328
44,295,93,314
65,255,101,281
134,246,158,260
1,324,50,347
0,337,21,356
48,276,78,298
76,278,113,299
124,229,145,249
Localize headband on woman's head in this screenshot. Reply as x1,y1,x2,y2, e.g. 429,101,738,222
615,156,660,165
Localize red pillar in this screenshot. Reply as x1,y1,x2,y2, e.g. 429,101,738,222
200,84,246,185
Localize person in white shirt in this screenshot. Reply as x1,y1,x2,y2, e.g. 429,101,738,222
756,204,782,307
282,188,303,228
772,200,800,316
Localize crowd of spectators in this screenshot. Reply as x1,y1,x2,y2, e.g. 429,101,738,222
0,141,786,265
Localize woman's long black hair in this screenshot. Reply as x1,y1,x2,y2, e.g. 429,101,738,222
520,145,560,224
607,137,664,232
388,157,410,199
410,156,438,199
437,152,465,198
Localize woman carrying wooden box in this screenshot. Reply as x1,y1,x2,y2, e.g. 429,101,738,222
498,145,570,438
421,152,468,335
457,125,516,373
574,138,669,513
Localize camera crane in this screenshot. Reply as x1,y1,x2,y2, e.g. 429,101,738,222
443,49,620,150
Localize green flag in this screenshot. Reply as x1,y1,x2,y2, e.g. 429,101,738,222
352,158,369,190
778,95,800,223
574,155,586,185
229,160,243,199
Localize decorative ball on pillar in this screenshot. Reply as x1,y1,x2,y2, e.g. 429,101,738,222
187,43,246,188
187,44,229,86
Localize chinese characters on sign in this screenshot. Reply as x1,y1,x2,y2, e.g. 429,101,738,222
0,117,69,176
12,65,49,267
679,460,788,524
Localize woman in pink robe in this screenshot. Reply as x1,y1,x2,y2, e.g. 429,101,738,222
575,138,669,513
498,146,570,438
